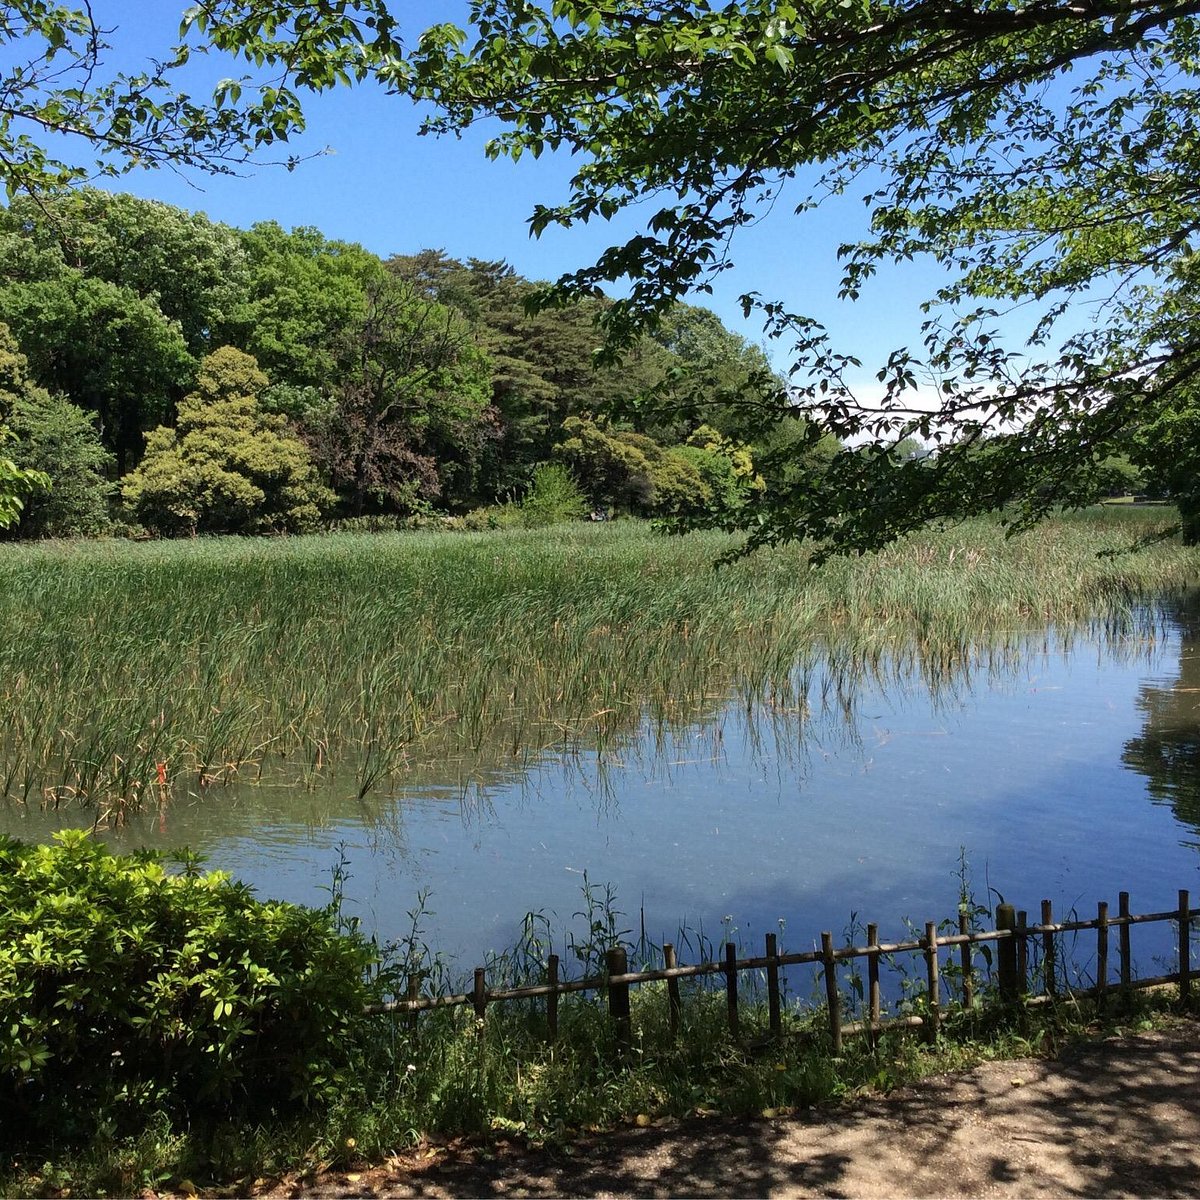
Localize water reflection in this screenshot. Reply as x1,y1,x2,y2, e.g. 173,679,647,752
2,604,1197,971
1124,597,1200,847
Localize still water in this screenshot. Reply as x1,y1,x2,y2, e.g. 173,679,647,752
5,600,1200,974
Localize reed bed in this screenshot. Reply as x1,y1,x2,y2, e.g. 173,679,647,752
1,508,1197,812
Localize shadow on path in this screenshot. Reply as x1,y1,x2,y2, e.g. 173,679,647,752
280,1019,1200,1198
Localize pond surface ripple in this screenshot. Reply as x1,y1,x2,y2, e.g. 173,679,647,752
5,599,1200,976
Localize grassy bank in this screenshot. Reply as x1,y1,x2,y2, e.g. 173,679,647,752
7,994,1187,1199
1,839,1190,1200
2,508,1198,813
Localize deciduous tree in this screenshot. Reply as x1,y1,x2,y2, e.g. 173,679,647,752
0,272,195,474
4,390,113,540
0,2,397,197
401,0,1200,554
0,191,250,357
122,346,331,535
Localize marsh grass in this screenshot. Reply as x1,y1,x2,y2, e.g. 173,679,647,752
2,509,1197,813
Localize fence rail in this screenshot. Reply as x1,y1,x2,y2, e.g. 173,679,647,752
365,888,1196,1048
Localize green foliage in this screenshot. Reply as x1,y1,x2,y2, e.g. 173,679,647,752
4,387,113,539
0,189,799,530
554,416,711,515
389,252,672,503
0,323,112,537
0,191,250,356
0,191,258,474
399,0,1200,554
1135,390,1200,536
1095,454,1146,499
644,304,784,444
0,327,50,528
231,222,383,391
752,416,842,495
678,425,764,517
554,417,651,511
0,429,48,530
462,502,523,531
0,269,195,473
232,227,492,515
518,462,588,527
121,347,331,535
0,831,377,1147
0,2,396,197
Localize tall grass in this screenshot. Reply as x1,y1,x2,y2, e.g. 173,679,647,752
1,509,1197,812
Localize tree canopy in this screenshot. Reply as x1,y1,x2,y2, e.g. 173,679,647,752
0,0,398,521
0,185,788,534
0,324,113,540
396,0,1200,554
2,1,1196,550
0,1,397,197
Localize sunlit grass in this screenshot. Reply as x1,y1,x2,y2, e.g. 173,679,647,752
1,509,1197,812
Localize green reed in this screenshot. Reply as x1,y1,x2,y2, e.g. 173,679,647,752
2,509,1197,812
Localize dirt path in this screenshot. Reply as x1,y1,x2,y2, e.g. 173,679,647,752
272,1019,1200,1198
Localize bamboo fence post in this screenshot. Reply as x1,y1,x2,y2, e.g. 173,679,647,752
1119,891,1132,1002
924,921,941,1042
766,932,781,1038
867,922,881,1048
1096,902,1109,1013
1041,899,1057,997
959,911,974,1010
606,946,631,1053
406,973,421,1035
821,931,842,1055
997,904,1019,1003
1017,910,1029,995
473,967,487,1023
725,942,739,1037
546,954,559,1043
663,943,681,1039
1179,889,1192,1007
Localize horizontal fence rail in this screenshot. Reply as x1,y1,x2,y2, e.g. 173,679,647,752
364,888,1196,1050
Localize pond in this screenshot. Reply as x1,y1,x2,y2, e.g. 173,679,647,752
4,596,1200,981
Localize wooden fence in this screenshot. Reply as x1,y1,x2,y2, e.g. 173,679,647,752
365,888,1196,1049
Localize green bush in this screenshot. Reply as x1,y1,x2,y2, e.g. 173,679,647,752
5,388,114,538
518,463,588,527
0,832,377,1146
462,502,523,531
327,513,408,534
121,347,332,536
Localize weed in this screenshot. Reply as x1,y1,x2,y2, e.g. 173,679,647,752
0,512,1193,813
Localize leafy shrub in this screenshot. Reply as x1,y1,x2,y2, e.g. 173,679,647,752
326,512,467,534
553,417,711,515
462,503,523,531
0,832,377,1146
109,519,150,540
327,513,408,534
121,347,332,536
518,462,588,527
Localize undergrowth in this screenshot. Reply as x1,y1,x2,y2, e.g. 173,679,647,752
0,842,1194,1198
2,987,1187,1199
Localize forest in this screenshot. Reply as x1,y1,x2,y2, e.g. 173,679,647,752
0,189,844,541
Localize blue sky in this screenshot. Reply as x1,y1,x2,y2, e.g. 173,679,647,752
90,4,959,395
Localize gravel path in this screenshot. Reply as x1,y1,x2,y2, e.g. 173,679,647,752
269,1019,1200,1198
